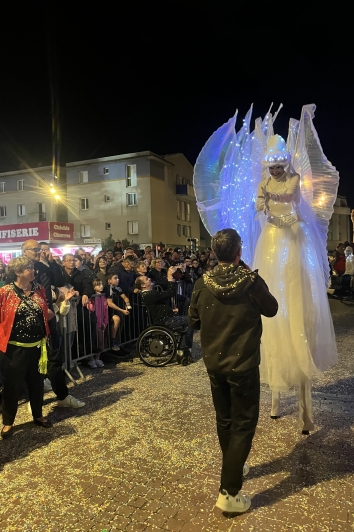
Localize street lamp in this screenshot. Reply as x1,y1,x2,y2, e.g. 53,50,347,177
49,185,61,221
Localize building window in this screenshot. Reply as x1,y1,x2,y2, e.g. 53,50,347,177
38,202,46,221
177,224,181,236
181,201,186,221
80,198,89,210
0,182,5,193
182,225,187,237
177,200,181,219
0,206,6,218
104,195,111,202
78,170,88,184
81,224,90,237
126,193,137,206
126,164,137,187
18,204,26,216
127,221,139,235
105,222,111,230
17,179,24,191
103,167,109,175
186,203,191,222
187,226,191,238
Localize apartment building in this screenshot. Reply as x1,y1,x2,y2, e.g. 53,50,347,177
0,165,66,225
66,151,200,248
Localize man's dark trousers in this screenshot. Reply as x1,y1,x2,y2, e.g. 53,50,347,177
47,319,69,401
208,367,260,496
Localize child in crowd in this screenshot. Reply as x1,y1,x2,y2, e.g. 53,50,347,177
87,280,109,368
104,272,131,351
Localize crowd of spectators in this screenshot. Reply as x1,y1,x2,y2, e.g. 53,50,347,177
2,242,219,364
0,239,221,437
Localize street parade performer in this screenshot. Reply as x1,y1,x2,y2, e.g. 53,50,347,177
193,103,339,434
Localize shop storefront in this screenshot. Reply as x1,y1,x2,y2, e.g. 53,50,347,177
0,222,75,263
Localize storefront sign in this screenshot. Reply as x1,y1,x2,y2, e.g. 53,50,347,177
83,238,101,244
0,222,49,243
49,222,75,243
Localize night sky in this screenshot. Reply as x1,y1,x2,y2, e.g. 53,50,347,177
1,3,353,205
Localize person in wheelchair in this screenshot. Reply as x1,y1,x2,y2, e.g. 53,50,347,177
134,266,194,355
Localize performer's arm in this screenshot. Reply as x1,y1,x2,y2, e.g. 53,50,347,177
255,180,267,212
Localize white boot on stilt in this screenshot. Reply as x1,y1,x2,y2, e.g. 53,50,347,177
270,391,281,419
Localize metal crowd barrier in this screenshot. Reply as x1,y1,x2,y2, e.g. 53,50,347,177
58,281,191,382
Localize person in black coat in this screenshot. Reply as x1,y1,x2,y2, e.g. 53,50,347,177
147,258,169,290
109,256,139,296
188,228,278,514
135,267,194,350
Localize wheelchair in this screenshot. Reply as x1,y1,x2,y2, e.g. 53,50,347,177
137,306,193,367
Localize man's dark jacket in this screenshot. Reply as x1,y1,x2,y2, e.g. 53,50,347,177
109,262,135,295
141,282,175,324
188,264,278,374
62,268,95,298
34,260,65,310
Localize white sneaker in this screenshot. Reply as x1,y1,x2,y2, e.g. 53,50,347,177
43,378,52,393
57,395,85,408
87,360,97,368
95,359,105,368
215,490,251,513
243,463,249,476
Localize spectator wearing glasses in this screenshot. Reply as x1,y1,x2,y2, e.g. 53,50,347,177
21,242,85,409
147,258,168,290
0,257,53,438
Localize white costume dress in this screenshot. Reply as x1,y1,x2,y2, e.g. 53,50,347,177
193,104,339,431
254,172,336,388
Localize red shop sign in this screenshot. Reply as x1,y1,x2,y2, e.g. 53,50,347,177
49,222,75,243
0,222,49,243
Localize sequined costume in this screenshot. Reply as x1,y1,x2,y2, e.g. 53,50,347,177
0,281,50,351
0,281,50,427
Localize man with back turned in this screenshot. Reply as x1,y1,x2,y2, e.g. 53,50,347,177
188,228,278,513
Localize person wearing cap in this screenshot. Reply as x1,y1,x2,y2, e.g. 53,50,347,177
253,135,337,434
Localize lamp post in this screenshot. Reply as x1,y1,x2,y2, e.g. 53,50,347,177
49,184,61,221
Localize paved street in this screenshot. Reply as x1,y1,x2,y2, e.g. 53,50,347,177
1,298,354,532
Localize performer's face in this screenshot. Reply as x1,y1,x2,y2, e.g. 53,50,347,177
269,165,285,178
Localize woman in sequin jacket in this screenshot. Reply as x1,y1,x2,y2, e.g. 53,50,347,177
0,256,51,439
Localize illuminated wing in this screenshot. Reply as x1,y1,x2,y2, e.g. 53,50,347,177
194,113,237,237
221,105,261,264
293,104,340,285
